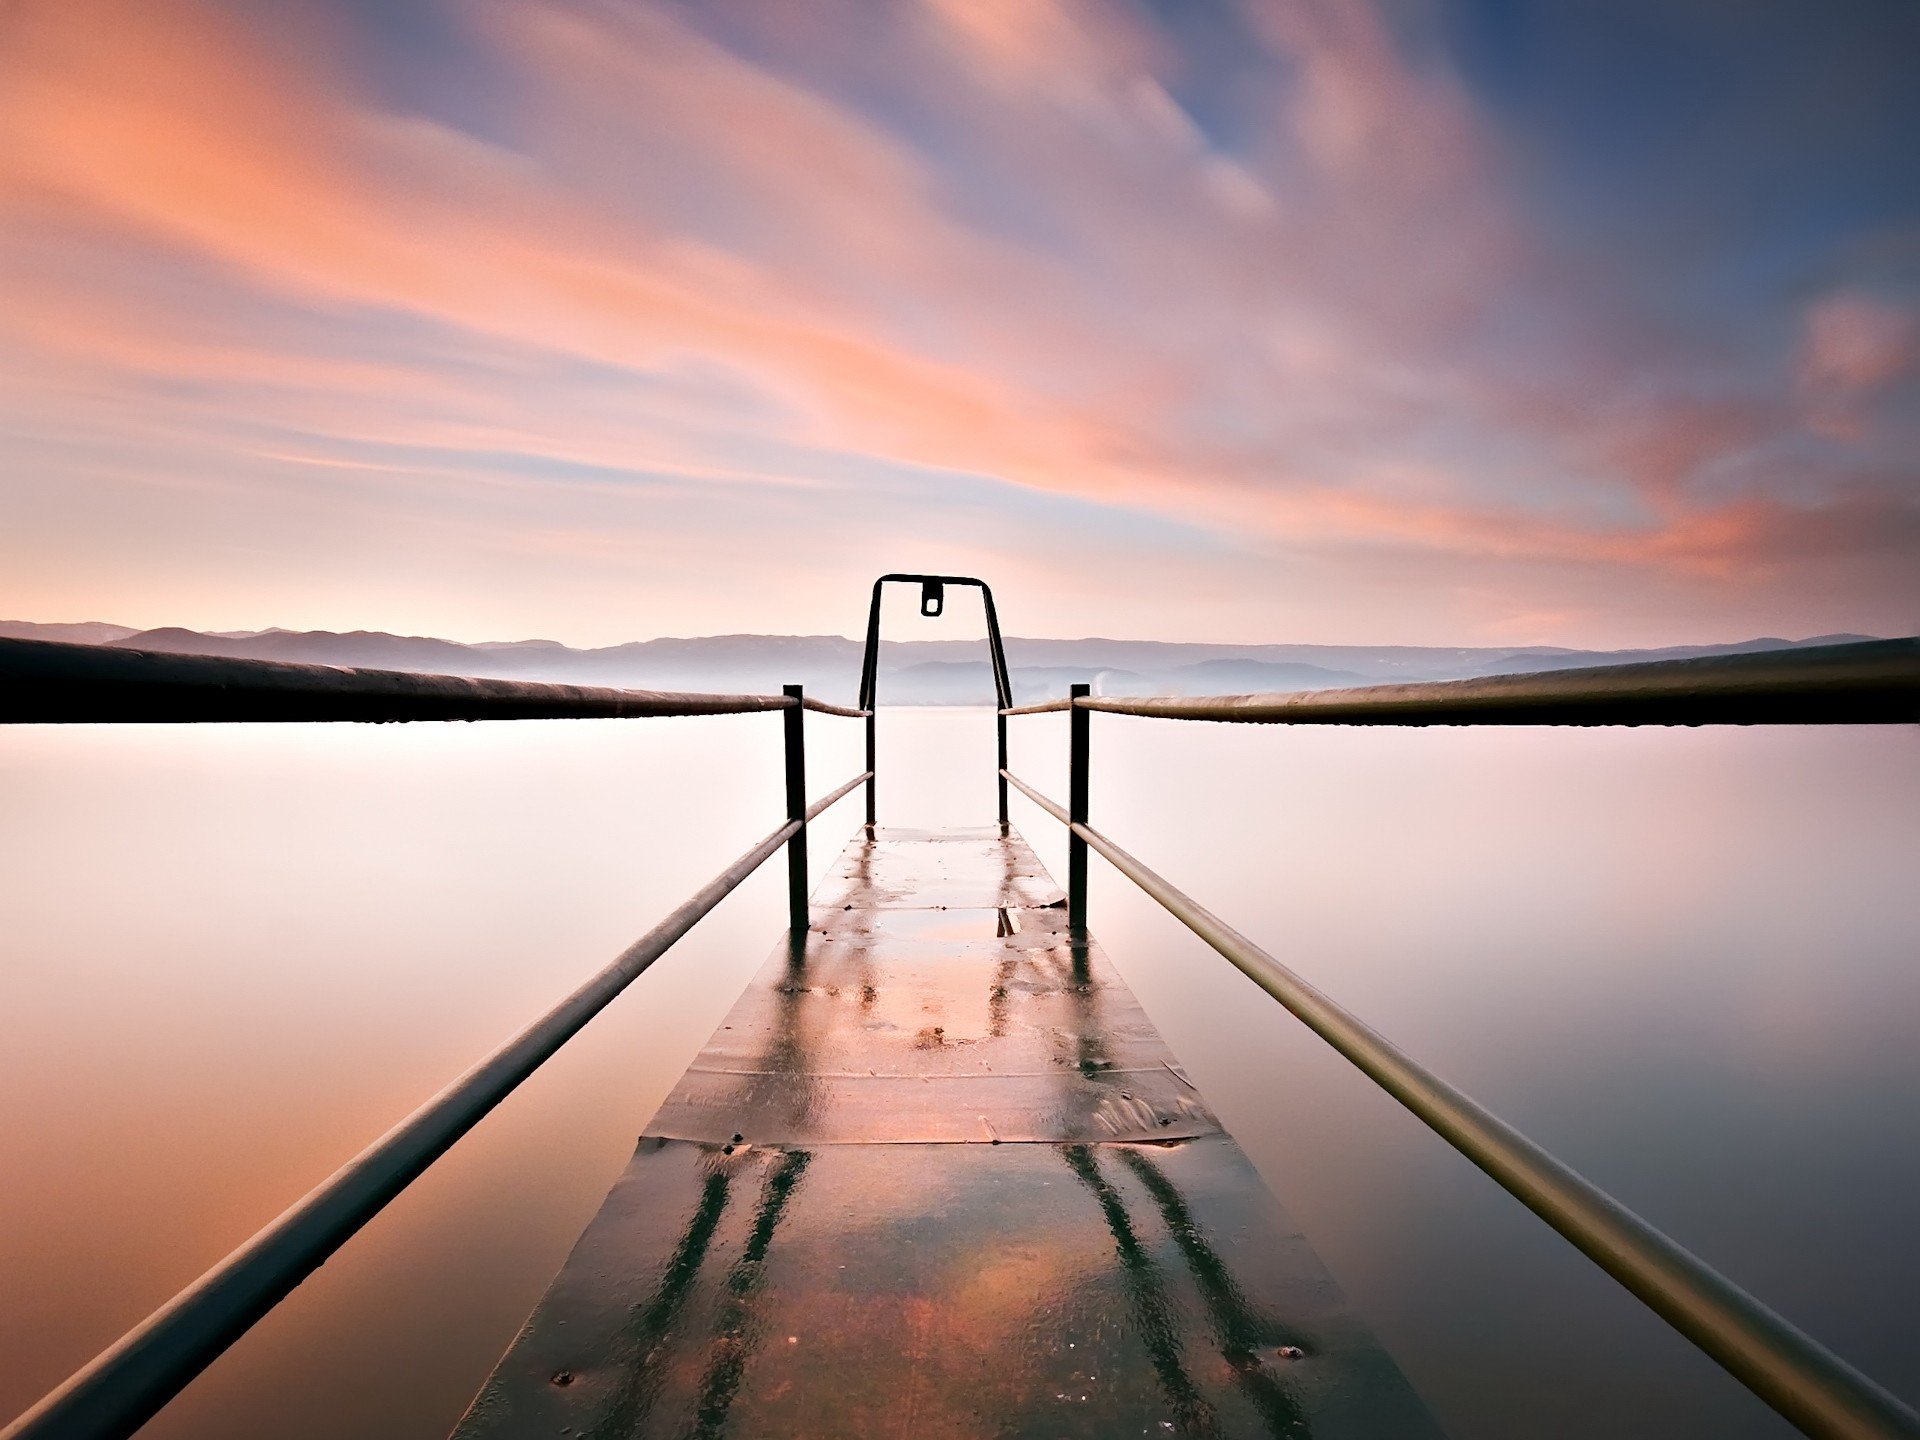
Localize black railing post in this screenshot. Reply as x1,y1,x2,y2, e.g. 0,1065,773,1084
983,584,1012,831
858,578,883,830
996,711,1009,829
783,685,808,948
865,709,877,828
1068,682,1090,933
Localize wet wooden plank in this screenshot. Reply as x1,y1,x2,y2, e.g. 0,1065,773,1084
452,827,1444,1439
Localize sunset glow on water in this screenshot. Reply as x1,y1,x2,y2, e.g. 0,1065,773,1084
1,712,1913,1438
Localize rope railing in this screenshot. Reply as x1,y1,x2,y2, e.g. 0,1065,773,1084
1000,636,1920,726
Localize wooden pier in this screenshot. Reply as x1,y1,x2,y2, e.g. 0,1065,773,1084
451,826,1441,1438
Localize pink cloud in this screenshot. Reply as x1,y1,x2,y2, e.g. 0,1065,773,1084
1796,292,1918,441
1801,293,1919,396
0,0,1910,645
0,3,1004,426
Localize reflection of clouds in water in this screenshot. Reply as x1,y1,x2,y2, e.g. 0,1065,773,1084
1728,959,1915,1073
1064,718,1920,1438
0,715,1913,1438
0,713,867,1437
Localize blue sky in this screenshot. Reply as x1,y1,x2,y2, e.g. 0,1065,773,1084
0,0,1913,645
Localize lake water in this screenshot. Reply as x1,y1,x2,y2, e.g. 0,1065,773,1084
1,710,1914,1438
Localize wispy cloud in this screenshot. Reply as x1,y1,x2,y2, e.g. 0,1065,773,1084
0,0,1912,642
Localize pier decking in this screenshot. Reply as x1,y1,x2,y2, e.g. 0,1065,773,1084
451,826,1442,1438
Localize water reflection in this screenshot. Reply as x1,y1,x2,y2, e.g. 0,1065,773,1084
1117,1148,1308,1435
1060,1140,1315,1439
1011,717,1920,1439
1062,1142,1218,1434
754,948,825,1137
687,1149,812,1440
0,716,860,1440
0,714,1912,1439
988,908,1017,1038
591,1167,734,1437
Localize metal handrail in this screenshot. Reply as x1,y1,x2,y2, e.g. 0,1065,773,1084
0,637,872,724
999,763,1920,1439
0,764,870,1440
1000,636,1920,725
801,696,872,718
1,638,869,1440
0,617,885,1438
855,573,1014,826
856,573,1012,712
804,769,873,821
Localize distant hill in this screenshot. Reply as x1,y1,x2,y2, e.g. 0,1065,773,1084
1166,658,1373,692
0,620,140,645
0,620,1883,706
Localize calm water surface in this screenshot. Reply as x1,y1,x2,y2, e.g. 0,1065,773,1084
1,710,1914,1438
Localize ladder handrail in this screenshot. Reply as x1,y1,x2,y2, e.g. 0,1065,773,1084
855,572,1013,825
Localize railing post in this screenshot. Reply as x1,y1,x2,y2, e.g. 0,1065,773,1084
1068,682,1089,933
865,709,877,829
996,710,1009,829
783,684,808,949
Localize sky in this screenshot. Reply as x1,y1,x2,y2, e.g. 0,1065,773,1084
0,0,1915,647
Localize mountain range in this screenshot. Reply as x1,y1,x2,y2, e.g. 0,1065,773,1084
0,620,1881,706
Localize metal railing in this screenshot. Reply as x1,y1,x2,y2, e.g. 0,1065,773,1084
3,603,1917,1440
1001,636,1919,725
0,636,870,722
0,637,870,1440
1000,643,1920,1440
856,573,1014,826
